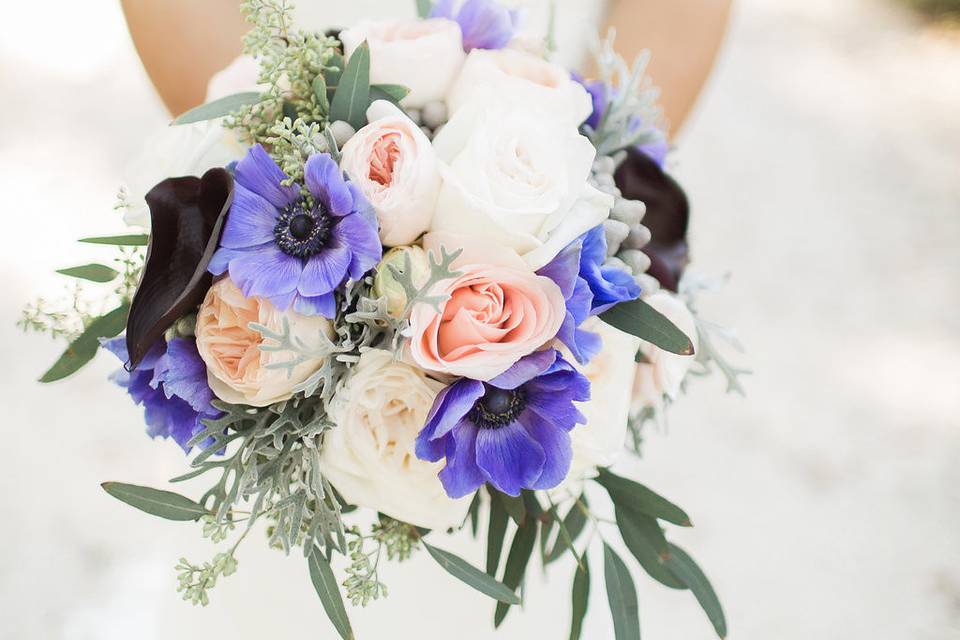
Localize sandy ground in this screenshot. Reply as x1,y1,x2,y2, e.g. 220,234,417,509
1,0,958,638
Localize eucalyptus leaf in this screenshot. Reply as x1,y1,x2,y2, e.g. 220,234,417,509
329,41,370,129
39,304,128,382
370,83,410,105
79,234,148,246
416,0,433,18
468,492,481,537
499,492,526,525
603,544,641,640
569,557,591,640
546,498,589,565
486,493,510,576
600,297,695,355
494,518,538,627
101,482,207,521
173,91,261,125
615,507,685,590
313,75,330,112
596,468,692,527
665,544,727,638
423,542,520,605
308,546,355,640
56,263,120,283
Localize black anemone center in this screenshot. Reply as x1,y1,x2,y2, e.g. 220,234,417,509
275,202,333,259
469,386,527,430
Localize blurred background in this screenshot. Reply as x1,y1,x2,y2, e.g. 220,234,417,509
1,0,958,638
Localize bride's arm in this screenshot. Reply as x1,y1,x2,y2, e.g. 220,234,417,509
121,0,246,116
602,0,733,133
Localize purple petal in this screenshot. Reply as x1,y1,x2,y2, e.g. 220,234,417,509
297,246,351,297
430,0,457,19
304,153,354,216
208,247,248,276
333,213,382,281
488,349,558,390
437,421,486,499
537,239,582,299
292,292,337,317
418,380,485,447
219,183,280,249
228,246,303,299
521,411,573,490
235,144,299,209
150,338,214,412
456,0,517,51
475,422,545,497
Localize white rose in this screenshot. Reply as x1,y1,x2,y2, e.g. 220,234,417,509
632,291,699,412
340,19,466,109
340,101,441,246
561,319,642,486
120,121,247,229
447,48,593,127
430,102,612,270
320,350,473,530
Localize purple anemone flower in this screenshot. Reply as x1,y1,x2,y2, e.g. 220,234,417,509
416,350,590,498
579,225,642,315
431,0,519,52
102,336,222,453
209,145,382,318
537,238,601,365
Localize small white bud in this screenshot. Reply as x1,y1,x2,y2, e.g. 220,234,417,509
329,120,357,148
372,246,431,318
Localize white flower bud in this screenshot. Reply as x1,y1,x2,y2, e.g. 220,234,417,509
372,246,430,318
329,120,356,148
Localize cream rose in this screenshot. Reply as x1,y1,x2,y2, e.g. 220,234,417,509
321,350,472,530
430,101,613,270
340,101,441,246
563,319,642,485
339,19,466,108
195,278,334,407
408,233,566,381
446,48,593,127
121,122,247,229
632,291,699,412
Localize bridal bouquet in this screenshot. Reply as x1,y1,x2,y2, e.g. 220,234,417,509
22,0,746,637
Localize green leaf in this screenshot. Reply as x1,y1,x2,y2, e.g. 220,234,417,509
615,507,685,590
308,546,355,640
596,468,692,527
369,83,410,105
546,498,589,565
499,492,526,525
569,557,591,640
56,263,120,283
467,491,481,537
324,52,345,99
39,304,129,382
416,0,433,18
329,41,370,129
603,544,641,640
312,75,329,112
600,298,695,356
173,91,261,124
665,544,727,638
423,542,521,605
78,234,149,246
100,482,207,521
486,493,510,576
494,519,538,627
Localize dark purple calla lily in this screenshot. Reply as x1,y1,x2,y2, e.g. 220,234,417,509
126,168,233,369
614,148,691,292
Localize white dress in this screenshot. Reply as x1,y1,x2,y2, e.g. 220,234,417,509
293,0,609,70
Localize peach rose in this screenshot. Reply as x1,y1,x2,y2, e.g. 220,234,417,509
340,101,441,246
340,19,465,108
195,278,334,407
408,233,566,381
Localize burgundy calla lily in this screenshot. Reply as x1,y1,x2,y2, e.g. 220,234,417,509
614,148,690,292
126,168,234,369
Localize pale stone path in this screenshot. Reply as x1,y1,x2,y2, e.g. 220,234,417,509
1,0,958,638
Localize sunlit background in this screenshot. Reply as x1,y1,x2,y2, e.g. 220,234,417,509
1,0,958,638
